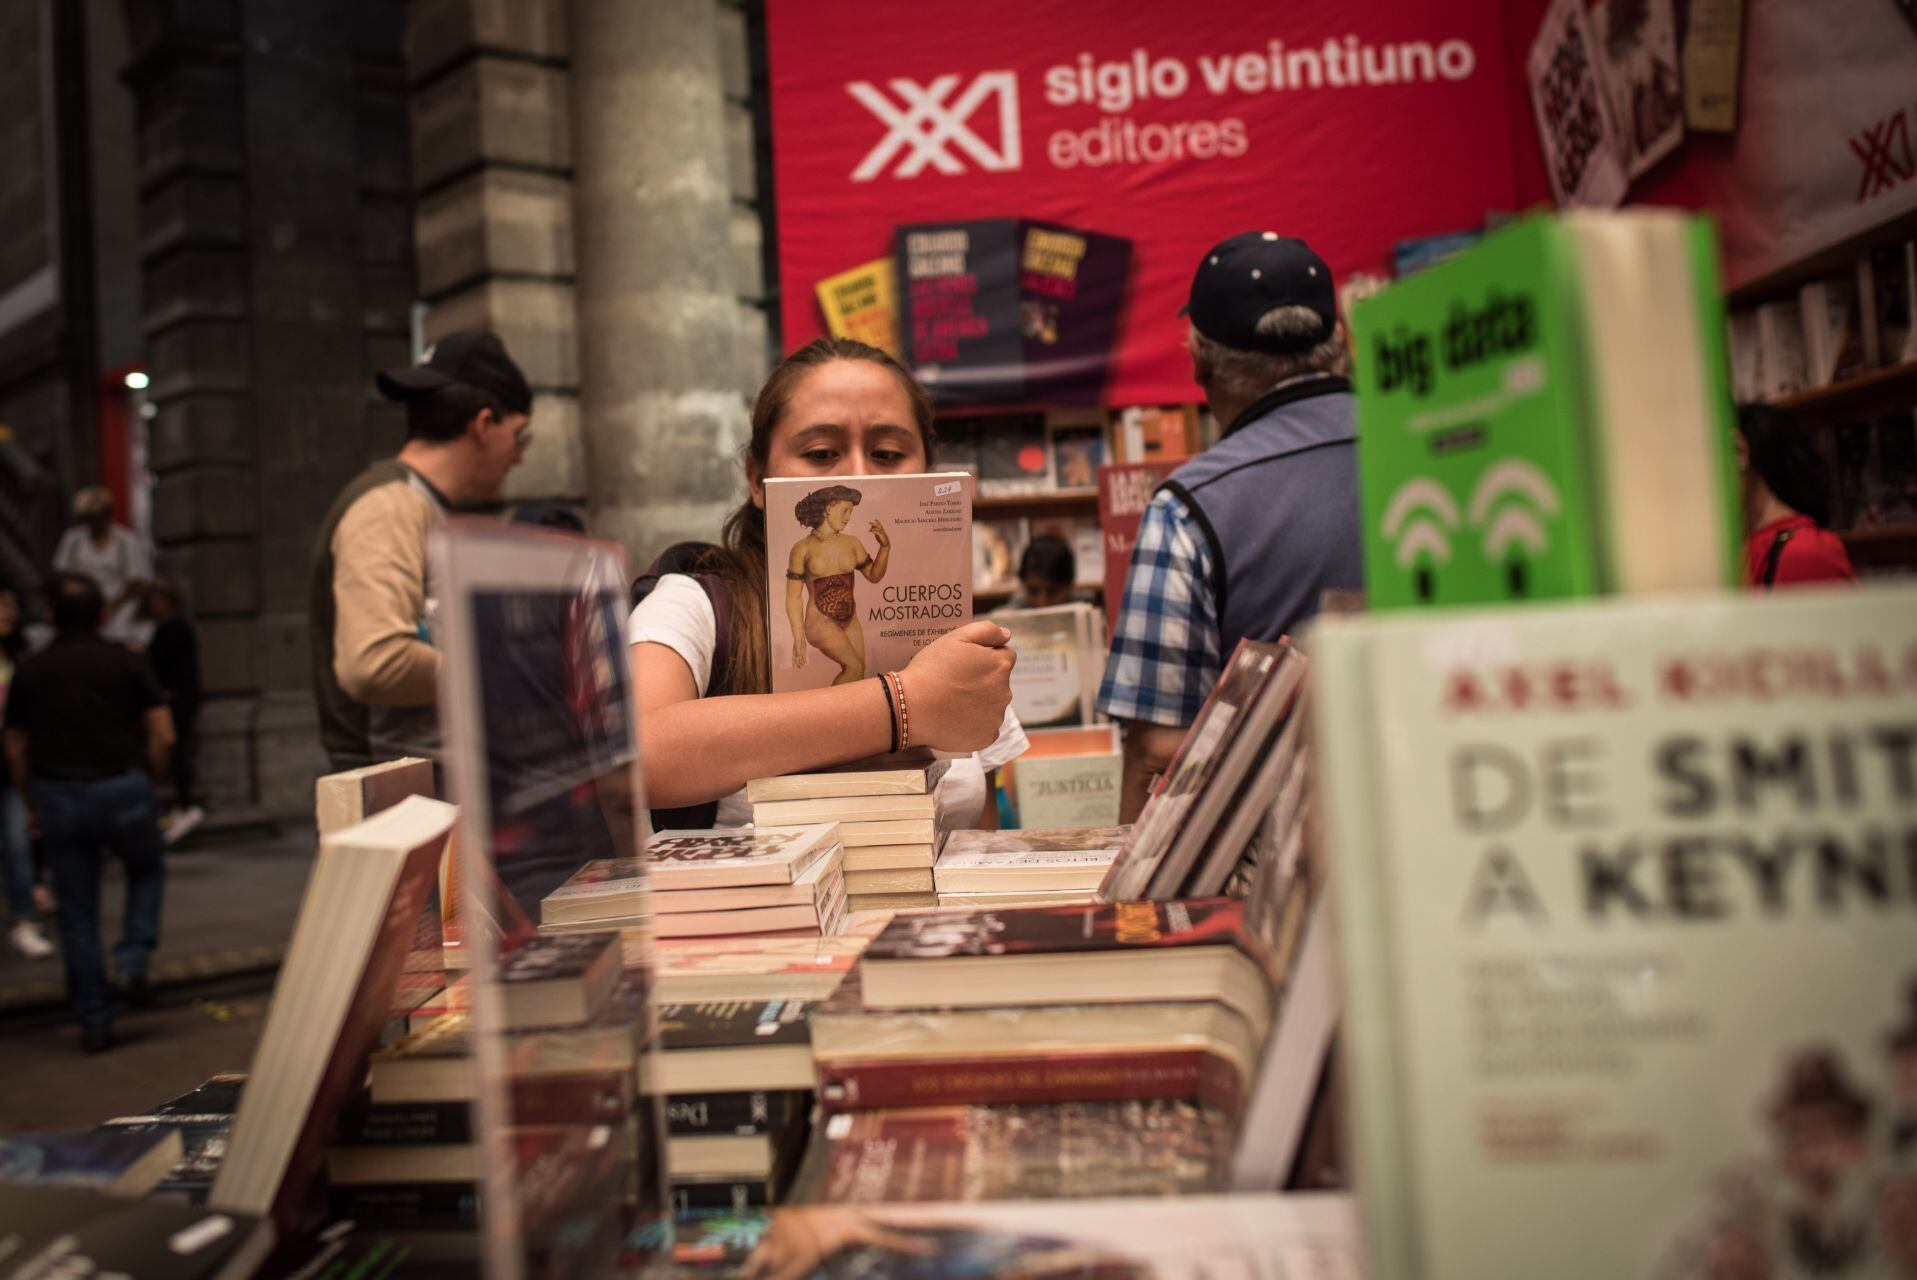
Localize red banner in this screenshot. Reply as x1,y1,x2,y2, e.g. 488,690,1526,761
767,0,1519,406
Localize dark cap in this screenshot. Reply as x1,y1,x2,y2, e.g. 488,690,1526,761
1180,232,1337,354
376,329,533,414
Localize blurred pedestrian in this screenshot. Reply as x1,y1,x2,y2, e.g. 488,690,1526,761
52,487,153,644
1003,534,1080,609
142,580,204,843
0,585,52,960
3,573,174,1052
310,329,533,771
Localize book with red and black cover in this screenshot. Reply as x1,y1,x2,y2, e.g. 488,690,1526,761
337,1073,629,1146
1098,640,1289,902
858,898,1272,1028
897,220,1025,407
1018,221,1132,405
809,971,1259,1114
974,413,1053,499
789,1100,1233,1204
1097,460,1174,639
208,795,453,1231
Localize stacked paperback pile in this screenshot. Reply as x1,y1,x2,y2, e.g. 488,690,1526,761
543,824,846,941
793,898,1275,1204
747,754,948,913
932,826,1125,909
650,999,817,1211
334,931,636,1244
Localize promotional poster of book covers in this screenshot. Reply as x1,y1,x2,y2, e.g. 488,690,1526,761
814,219,1133,408
764,473,974,694
1316,588,1917,1280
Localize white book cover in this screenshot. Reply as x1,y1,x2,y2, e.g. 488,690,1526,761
1313,586,1917,1280
765,472,973,692
643,824,841,890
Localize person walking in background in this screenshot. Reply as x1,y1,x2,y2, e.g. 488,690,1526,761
0,585,53,960
1098,232,1363,821
310,329,534,772
1737,403,1856,588
4,573,173,1052
142,580,204,843
52,487,153,645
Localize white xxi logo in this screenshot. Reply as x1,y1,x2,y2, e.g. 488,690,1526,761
845,71,1022,182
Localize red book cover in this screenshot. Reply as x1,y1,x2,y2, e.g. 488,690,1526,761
817,1048,1244,1114
1097,460,1173,638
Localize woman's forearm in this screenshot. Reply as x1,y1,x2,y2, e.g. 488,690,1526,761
866,544,891,582
784,579,806,651
638,681,895,808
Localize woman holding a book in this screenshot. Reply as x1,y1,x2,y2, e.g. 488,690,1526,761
628,337,1025,829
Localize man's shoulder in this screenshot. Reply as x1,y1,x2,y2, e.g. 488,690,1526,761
334,463,433,530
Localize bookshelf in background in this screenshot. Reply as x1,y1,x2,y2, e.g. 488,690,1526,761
1725,216,1917,573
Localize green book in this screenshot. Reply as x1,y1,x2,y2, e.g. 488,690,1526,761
1310,584,1917,1279
1351,211,1741,610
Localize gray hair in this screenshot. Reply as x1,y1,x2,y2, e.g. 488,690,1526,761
1189,306,1349,405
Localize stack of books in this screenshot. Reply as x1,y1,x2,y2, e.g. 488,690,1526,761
747,753,949,913
331,932,635,1237
94,1072,247,1204
932,826,1126,909
792,898,1278,1206
651,999,818,1211
541,825,846,941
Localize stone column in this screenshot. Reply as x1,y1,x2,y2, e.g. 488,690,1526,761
566,0,750,566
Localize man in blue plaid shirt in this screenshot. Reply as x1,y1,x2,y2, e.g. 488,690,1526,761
1097,232,1364,818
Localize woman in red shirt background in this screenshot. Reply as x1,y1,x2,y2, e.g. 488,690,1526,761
1736,403,1856,589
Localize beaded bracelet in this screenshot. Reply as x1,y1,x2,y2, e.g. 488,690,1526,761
875,674,900,753
887,670,911,750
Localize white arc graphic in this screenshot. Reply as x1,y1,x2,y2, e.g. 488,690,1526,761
1467,459,1561,528
1382,477,1462,538
846,72,1022,182
1483,506,1548,560
1394,519,1454,570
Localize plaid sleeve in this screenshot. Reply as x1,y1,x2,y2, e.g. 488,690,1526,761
1096,488,1222,727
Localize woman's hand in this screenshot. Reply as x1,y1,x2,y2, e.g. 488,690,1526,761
793,635,808,669
745,1209,935,1280
898,621,1014,753
869,519,889,549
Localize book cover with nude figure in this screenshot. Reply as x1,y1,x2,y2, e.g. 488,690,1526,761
764,473,975,694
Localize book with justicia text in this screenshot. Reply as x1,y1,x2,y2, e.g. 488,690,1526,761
764,473,974,694
1350,211,1739,610
1313,585,1917,1280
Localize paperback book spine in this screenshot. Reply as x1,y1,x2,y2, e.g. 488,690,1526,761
815,1050,1243,1115
665,1091,804,1137
327,1181,481,1229
668,1177,774,1211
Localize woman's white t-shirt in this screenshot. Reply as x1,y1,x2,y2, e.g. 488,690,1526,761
627,573,1028,829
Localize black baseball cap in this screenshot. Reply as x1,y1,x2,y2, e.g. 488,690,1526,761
1180,232,1337,354
376,329,533,414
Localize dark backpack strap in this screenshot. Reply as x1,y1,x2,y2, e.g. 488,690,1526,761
632,543,738,832
1758,527,1796,589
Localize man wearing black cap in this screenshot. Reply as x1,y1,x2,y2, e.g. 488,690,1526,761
1097,232,1362,820
309,330,533,770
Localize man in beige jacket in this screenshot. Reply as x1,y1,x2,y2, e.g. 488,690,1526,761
309,330,532,770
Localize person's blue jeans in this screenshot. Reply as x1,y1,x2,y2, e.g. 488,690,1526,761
32,772,166,1034
0,783,34,920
